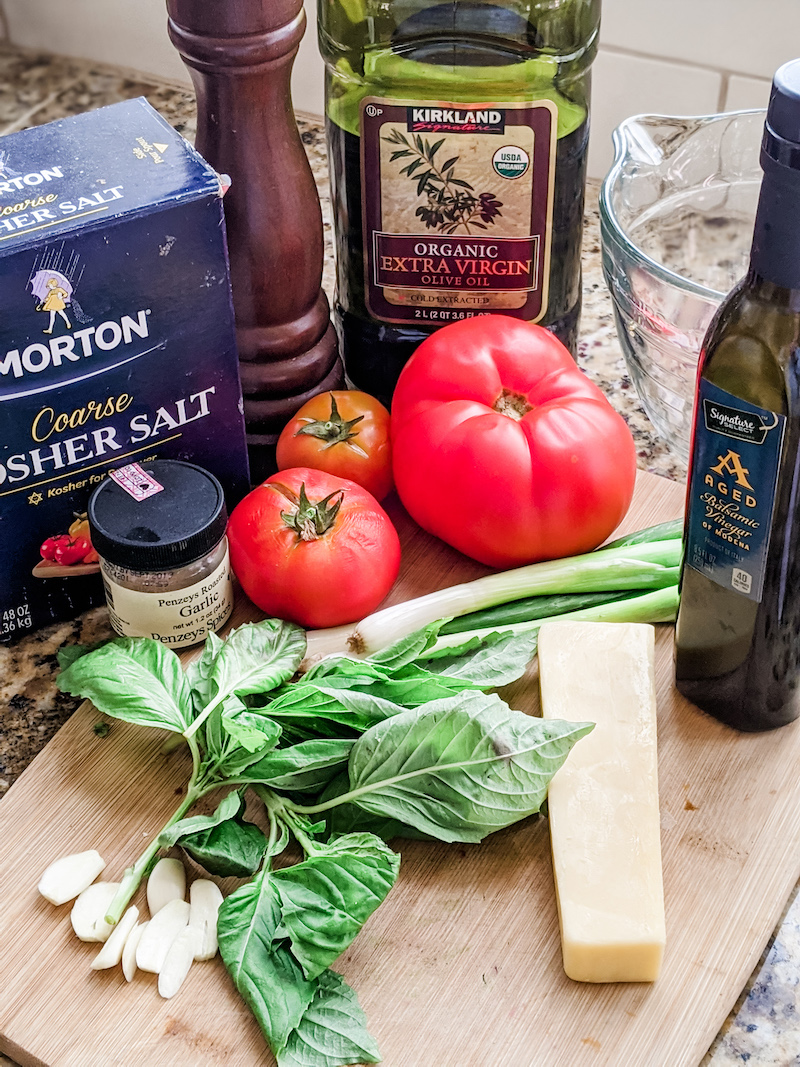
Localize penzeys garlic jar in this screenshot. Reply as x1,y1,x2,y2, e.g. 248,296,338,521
88,460,233,647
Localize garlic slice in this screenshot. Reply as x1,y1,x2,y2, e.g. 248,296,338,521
91,905,139,970
146,857,186,916
188,879,224,960
38,850,106,906
136,898,190,973
70,882,121,942
122,920,147,983
158,925,203,999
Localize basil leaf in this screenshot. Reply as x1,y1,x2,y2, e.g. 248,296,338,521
321,775,432,841
264,684,381,736
278,970,380,1067
221,701,283,754
208,620,306,702
366,620,446,672
312,685,406,722
237,740,354,791
330,674,475,708
416,630,539,686
218,872,316,1056
158,790,243,848
272,833,399,981
57,640,111,671
185,630,224,711
347,692,594,843
182,814,269,878
58,637,192,734
303,656,390,685
160,790,269,877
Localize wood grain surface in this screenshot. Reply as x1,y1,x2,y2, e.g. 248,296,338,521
3,471,800,1067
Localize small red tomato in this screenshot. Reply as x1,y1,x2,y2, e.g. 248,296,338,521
276,391,393,500
227,467,401,629
54,536,92,566
40,533,71,561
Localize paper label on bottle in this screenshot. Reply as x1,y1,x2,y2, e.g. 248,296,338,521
101,545,233,646
684,381,785,602
360,98,556,325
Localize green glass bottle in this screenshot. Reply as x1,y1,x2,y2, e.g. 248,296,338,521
318,0,600,405
675,59,800,731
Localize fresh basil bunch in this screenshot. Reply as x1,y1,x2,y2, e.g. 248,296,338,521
59,618,591,1067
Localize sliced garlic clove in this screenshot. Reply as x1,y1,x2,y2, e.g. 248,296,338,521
188,879,224,960
38,850,106,906
158,925,203,999
70,882,121,942
122,920,146,983
91,905,139,970
146,857,186,917
136,898,190,973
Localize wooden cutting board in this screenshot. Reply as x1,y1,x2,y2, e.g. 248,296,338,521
2,470,800,1067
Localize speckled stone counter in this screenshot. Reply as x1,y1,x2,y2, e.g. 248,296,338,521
0,43,793,1067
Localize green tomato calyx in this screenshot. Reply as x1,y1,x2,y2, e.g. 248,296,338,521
295,393,364,448
273,481,344,541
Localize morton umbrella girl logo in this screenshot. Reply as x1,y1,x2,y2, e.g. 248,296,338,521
27,246,89,335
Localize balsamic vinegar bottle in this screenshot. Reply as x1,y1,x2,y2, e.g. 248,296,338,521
675,59,800,732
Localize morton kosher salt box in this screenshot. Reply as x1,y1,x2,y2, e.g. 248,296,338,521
0,97,250,641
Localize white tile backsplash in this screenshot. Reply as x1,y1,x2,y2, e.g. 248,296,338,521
2,0,189,83
0,0,794,181
601,0,800,81
0,0,325,116
588,48,722,178
724,74,772,113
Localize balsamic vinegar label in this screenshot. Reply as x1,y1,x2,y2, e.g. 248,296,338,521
360,98,556,326
685,380,785,601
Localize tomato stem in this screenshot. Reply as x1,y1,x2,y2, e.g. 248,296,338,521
274,481,344,541
294,393,364,447
493,389,533,421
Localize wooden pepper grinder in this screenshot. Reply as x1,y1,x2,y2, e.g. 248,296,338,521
167,0,343,482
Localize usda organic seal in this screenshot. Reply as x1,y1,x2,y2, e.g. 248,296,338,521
492,145,530,180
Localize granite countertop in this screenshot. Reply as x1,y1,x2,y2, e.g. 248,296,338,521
0,42,796,1067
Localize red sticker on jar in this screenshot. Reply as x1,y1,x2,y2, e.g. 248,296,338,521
109,463,164,501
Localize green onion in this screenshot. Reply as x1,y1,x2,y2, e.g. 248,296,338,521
427,586,680,656
602,518,683,550
303,537,681,662
439,589,634,636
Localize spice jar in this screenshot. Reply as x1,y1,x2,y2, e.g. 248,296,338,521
88,460,233,648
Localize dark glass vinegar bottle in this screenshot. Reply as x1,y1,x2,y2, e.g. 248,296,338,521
675,60,800,732
318,0,599,405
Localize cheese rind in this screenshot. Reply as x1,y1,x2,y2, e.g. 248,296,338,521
539,620,666,983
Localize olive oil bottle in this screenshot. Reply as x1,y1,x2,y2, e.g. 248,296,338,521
318,0,599,404
675,60,800,731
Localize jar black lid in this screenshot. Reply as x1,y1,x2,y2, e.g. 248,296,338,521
88,460,228,572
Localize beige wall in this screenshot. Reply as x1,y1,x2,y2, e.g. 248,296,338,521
2,0,800,177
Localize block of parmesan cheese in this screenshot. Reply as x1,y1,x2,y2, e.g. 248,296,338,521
538,620,666,983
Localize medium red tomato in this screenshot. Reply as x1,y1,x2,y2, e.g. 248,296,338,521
276,391,393,500
391,316,637,568
227,467,401,629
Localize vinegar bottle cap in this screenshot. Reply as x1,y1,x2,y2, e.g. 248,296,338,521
763,58,800,168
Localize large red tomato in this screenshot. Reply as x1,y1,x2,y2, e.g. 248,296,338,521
227,468,401,629
276,391,393,500
391,316,636,568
